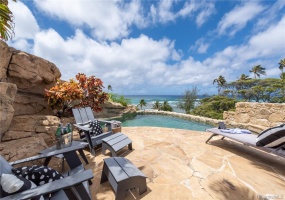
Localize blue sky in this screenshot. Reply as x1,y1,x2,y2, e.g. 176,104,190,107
8,0,285,95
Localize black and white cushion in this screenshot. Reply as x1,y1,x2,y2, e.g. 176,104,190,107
256,124,285,148
12,165,63,186
89,120,103,136
0,173,42,200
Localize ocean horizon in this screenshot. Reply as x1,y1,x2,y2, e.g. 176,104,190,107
124,95,195,113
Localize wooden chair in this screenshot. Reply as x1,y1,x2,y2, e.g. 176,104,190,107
72,107,113,155
0,155,94,200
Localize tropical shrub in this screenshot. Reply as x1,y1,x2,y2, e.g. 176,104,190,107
161,101,173,112
137,99,147,110
45,73,108,117
108,93,132,106
178,87,198,113
191,96,236,119
152,101,161,110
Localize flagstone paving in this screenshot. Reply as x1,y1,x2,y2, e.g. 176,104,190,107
64,127,285,200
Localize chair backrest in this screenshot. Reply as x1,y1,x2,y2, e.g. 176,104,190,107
72,107,96,124
218,122,227,129
0,156,12,176
0,156,13,198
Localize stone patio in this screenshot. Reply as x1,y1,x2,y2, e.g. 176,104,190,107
64,127,285,199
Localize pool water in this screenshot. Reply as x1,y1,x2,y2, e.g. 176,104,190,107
114,114,214,131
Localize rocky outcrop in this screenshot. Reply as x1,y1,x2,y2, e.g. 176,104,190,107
2,115,61,146
0,40,61,116
95,101,137,118
0,136,48,163
0,82,17,139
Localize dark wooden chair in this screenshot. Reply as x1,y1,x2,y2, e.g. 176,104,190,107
72,107,114,155
0,155,94,200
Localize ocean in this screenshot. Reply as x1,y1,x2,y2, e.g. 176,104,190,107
124,95,185,113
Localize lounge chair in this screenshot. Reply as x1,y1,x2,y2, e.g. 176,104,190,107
0,155,94,200
206,122,285,158
72,107,114,155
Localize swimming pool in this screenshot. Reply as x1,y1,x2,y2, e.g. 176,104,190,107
112,114,213,131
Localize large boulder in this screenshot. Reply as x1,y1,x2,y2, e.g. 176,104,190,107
0,82,17,139
8,51,61,95
0,41,12,81
0,40,61,116
0,136,48,162
2,115,61,146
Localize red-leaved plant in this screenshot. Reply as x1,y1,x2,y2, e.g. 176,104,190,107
45,73,108,117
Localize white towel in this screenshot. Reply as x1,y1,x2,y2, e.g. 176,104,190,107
221,128,251,134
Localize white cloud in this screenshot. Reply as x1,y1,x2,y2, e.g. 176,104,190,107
32,29,178,92
217,2,265,36
150,0,176,24
190,38,210,54
195,2,215,27
9,1,39,39
8,39,32,52
6,0,284,95
34,0,145,41
178,1,196,17
255,0,285,31
150,0,215,28
204,16,285,82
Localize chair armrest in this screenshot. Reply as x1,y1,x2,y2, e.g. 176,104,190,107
10,142,88,166
74,124,92,132
9,154,53,166
98,120,113,124
0,169,94,200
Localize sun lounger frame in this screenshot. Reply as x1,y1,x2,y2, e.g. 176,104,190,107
206,128,285,158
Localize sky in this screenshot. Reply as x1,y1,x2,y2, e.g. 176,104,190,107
7,0,285,95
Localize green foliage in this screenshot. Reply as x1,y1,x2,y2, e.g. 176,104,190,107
161,101,173,112
152,101,161,110
137,99,147,110
0,0,17,41
249,65,266,79
223,78,284,102
213,76,226,94
152,100,173,111
178,87,198,113
108,93,131,106
191,96,236,119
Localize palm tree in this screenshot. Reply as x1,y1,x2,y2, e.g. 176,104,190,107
279,58,285,73
280,72,285,99
0,0,17,41
213,75,226,95
138,99,146,110
237,74,251,81
107,85,112,91
249,65,266,79
152,101,161,110
161,101,173,112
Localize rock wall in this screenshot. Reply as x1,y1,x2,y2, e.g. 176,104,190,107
224,102,285,133
0,115,61,161
0,41,61,161
0,82,17,138
0,40,61,116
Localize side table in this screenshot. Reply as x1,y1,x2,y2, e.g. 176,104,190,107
102,133,132,157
